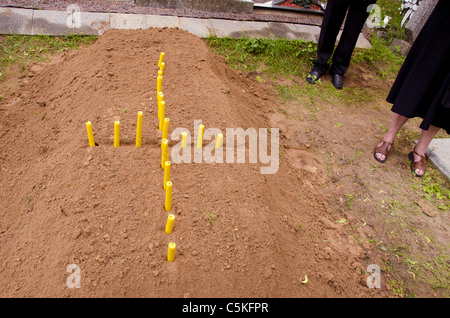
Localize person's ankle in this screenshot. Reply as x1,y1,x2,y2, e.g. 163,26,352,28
413,146,426,157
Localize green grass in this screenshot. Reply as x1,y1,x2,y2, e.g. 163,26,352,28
206,36,317,77
206,0,407,82
376,0,406,42
420,170,450,206
0,34,97,75
352,35,405,80
201,209,220,223
276,80,378,106
207,34,405,83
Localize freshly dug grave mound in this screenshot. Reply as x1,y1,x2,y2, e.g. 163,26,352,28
0,28,381,297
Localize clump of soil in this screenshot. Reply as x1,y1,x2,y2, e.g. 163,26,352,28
0,28,384,297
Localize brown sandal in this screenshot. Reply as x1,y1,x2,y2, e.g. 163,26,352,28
374,140,393,163
408,148,427,177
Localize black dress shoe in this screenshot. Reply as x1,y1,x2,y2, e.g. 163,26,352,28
306,69,325,84
331,73,343,89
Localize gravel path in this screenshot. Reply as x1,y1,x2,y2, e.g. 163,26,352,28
0,0,323,25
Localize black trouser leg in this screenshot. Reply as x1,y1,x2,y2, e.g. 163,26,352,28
329,0,376,75
313,0,351,73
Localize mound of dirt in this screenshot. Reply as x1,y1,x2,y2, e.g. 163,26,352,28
0,28,384,297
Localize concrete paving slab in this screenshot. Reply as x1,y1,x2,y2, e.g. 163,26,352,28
110,13,146,30
179,17,215,38
425,138,450,180
269,22,303,40
294,23,320,43
355,33,371,49
80,12,111,35
0,8,371,48
209,19,244,38
0,7,33,35
145,14,179,29
239,21,275,39
210,19,275,39
31,9,106,35
32,10,76,35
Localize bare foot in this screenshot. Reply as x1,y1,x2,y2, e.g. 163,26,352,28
412,151,426,177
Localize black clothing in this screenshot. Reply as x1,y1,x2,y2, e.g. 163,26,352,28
387,0,450,134
313,0,377,75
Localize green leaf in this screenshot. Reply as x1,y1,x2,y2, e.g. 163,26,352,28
337,219,346,224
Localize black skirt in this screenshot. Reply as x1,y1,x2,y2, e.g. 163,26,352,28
386,0,450,134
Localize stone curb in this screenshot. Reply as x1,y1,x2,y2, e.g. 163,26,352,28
423,139,450,180
0,7,371,48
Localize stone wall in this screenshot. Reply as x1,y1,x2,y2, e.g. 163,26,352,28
135,0,254,14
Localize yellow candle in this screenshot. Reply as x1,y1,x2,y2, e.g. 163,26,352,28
158,101,165,131
167,241,176,262
161,139,168,169
165,214,175,235
157,76,163,95
165,181,172,212
164,143,169,166
181,131,188,148
135,111,143,148
157,92,164,123
158,52,165,68
163,160,171,190
157,92,164,110
114,121,120,148
215,133,223,148
160,61,165,75
162,118,169,140
86,121,95,147
197,124,204,149
158,70,163,77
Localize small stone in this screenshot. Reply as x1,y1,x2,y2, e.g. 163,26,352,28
323,247,332,260
72,229,82,240
389,38,412,56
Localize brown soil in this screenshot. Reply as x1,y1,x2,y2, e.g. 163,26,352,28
0,28,447,298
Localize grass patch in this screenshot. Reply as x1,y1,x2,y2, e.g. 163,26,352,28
206,36,317,77
376,0,406,42
276,80,377,106
201,209,220,223
0,34,98,76
207,34,405,86
352,35,405,81
420,170,450,206
207,0,407,81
